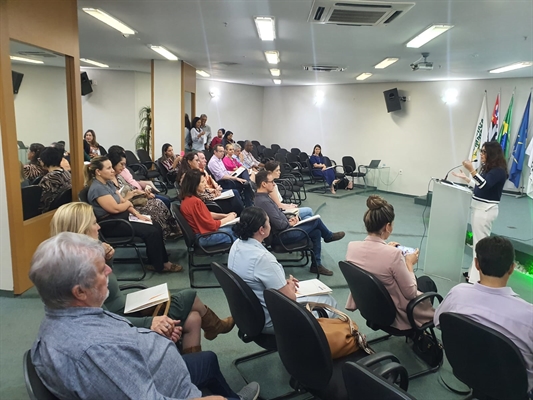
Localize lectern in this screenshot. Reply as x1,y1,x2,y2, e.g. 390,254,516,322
424,180,472,283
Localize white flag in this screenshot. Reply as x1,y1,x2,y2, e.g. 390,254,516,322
526,137,533,198
468,93,488,170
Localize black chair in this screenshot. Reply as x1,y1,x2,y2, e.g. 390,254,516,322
274,152,287,164
125,150,160,181
290,148,301,156
342,156,367,189
271,144,281,153
343,358,415,400
31,176,43,185
306,159,328,193
170,203,233,288
251,140,261,148
264,288,367,400
279,163,306,203
269,227,319,277
237,140,246,149
211,263,284,388
22,185,42,220
46,188,72,212
262,148,276,162
440,312,529,400
23,350,59,400
338,261,443,379
324,157,345,180
78,187,147,281
155,158,178,194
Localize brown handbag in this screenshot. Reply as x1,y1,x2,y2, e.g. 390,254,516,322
306,302,374,359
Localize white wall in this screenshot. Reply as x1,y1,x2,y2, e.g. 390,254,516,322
81,68,151,152
0,124,14,291
196,80,264,143
261,78,532,195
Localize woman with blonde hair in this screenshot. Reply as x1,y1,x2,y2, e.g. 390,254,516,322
50,202,235,353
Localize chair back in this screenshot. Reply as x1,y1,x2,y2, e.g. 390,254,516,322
275,152,287,163
286,152,299,164
125,150,140,166
342,156,356,171
211,262,266,338
22,185,42,220
271,144,280,153
78,186,89,203
237,140,246,149
136,149,153,163
339,261,397,327
263,148,275,159
156,159,171,184
440,312,528,400
47,188,72,211
251,140,261,147
323,156,333,167
299,152,309,163
23,350,59,400
170,203,197,248
264,288,333,391
290,148,301,156
342,362,415,400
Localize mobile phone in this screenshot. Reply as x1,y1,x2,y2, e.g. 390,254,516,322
397,245,416,255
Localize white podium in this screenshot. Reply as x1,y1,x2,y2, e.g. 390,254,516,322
424,181,472,283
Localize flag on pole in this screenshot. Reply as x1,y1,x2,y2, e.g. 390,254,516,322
497,93,514,159
489,93,499,141
525,137,533,198
468,93,488,170
509,93,531,188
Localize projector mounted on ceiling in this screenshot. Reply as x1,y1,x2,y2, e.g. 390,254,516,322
410,53,433,71
308,0,415,26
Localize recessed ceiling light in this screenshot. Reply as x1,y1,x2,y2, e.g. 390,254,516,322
489,62,533,74
149,46,178,61
374,58,399,69
80,58,109,68
270,68,280,77
196,70,210,77
82,8,135,35
356,73,372,81
406,24,454,48
10,56,43,64
254,17,276,41
265,51,280,64
273,79,281,85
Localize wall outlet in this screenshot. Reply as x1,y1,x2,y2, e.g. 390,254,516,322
399,169,403,175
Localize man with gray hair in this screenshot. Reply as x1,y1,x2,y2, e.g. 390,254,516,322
200,114,212,150
29,232,259,400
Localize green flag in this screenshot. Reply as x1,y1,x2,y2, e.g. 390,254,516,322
497,94,514,159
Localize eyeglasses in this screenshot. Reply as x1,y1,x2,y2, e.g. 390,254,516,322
266,180,275,184
480,149,486,154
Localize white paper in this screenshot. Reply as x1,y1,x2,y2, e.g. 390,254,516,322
231,167,246,177
296,279,332,297
214,190,235,201
293,214,320,227
221,217,240,227
129,214,153,224
124,283,169,314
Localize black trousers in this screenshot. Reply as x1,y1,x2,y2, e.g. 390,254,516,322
99,211,168,272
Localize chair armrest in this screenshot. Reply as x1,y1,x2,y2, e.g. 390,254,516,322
357,351,401,368
343,165,355,174
358,165,368,174
406,292,443,331
303,303,329,318
195,231,234,253
99,219,135,244
128,163,149,176
276,227,312,251
206,201,223,213
119,283,147,291
372,362,409,391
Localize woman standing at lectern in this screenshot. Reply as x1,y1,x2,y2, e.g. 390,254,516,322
452,141,507,283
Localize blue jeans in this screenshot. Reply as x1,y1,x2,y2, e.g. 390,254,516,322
274,218,333,266
197,226,237,247
299,207,313,220
219,179,254,207
182,351,239,399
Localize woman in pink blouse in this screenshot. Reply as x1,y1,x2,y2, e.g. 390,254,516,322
222,143,242,172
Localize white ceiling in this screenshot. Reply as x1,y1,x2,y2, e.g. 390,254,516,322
51,0,533,85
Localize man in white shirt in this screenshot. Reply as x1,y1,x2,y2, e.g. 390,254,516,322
200,114,212,151
241,141,264,170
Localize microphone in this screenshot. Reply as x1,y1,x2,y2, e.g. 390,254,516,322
442,160,477,184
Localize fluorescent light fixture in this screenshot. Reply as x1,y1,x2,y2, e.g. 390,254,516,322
80,58,109,68
356,73,372,81
149,46,178,61
264,51,280,64
82,8,135,35
270,68,281,77
314,91,325,106
254,17,276,41
489,62,533,74
406,24,454,48
196,70,210,77
374,57,399,69
273,79,281,85
10,56,43,64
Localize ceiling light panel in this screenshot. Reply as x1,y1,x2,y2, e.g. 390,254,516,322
356,73,372,81
406,24,453,48
82,8,135,35
254,17,276,41
270,68,281,77
80,58,109,68
10,56,43,64
149,46,178,61
489,62,533,73
374,58,399,69
265,51,280,64
196,70,210,77
273,79,281,85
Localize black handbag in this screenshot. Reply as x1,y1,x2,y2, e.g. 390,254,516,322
413,330,443,367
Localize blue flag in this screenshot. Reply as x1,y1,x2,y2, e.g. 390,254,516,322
509,93,531,188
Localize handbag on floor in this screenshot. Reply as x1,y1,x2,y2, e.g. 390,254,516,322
412,330,443,367
305,302,374,359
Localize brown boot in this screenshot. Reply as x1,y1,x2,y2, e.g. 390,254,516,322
182,346,202,354
201,307,235,340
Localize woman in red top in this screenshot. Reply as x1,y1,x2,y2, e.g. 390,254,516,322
180,169,238,247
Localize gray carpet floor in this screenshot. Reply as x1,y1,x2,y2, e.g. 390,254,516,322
1,187,531,399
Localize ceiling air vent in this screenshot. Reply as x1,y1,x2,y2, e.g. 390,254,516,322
18,51,58,58
308,0,414,26
303,65,346,72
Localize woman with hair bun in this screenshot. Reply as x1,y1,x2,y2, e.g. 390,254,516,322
345,195,437,330
23,143,46,181
228,207,337,334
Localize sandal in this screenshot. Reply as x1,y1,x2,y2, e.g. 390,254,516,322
145,263,183,273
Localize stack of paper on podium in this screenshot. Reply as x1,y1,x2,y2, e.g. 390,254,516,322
296,279,332,297
124,283,169,314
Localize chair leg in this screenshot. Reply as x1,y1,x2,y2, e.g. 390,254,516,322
115,245,147,282
189,253,222,289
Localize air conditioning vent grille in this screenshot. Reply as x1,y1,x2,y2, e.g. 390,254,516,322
330,9,386,24
303,65,346,72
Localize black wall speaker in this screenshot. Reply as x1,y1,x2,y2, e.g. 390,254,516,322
12,71,24,94
383,88,401,113
81,72,93,96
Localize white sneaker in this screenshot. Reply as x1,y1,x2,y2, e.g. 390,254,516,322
237,382,260,400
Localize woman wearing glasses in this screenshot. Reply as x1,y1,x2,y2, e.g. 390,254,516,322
452,141,507,283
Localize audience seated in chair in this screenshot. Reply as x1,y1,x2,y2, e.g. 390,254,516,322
254,170,345,277
160,143,182,183
309,144,340,194
241,140,264,170
38,147,72,213
345,195,437,329
228,207,337,334
83,129,107,159
434,236,533,394
28,233,259,400
23,143,46,182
